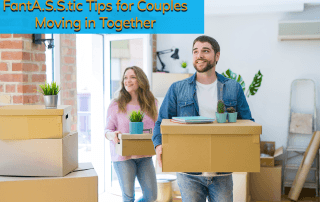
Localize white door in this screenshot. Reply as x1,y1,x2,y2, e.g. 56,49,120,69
90,34,105,194
91,34,152,195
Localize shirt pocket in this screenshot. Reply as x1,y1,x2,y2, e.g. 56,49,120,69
224,100,237,112
178,100,195,116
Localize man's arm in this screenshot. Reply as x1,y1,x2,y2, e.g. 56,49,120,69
236,83,255,121
152,83,178,148
152,83,178,167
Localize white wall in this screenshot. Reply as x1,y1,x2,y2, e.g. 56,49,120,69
156,5,320,153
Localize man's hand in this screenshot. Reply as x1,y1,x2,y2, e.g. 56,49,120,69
113,131,121,144
156,145,163,168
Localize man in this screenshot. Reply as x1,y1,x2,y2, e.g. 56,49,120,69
152,35,254,202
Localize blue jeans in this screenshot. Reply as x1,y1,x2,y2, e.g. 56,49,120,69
177,173,233,202
113,157,157,202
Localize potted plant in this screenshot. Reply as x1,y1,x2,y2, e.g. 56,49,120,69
129,110,144,134
226,107,237,123
215,100,227,123
181,61,188,73
38,81,60,109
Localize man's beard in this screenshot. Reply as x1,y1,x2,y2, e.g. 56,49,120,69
193,59,216,73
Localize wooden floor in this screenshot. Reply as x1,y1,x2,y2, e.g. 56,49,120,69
99,188,320,202
251,188,320,202
100,194,319,202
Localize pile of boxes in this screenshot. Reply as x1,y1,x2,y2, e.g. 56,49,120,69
250,141,283,201
0,105,98,202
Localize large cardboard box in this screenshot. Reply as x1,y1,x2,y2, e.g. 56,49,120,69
0,105,71,140
0,132,78,177
260,141,283,167
160,119,262,172
0,163,98,202
250,164,282,201
116,133,156,156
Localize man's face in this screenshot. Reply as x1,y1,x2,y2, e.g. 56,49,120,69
192,41,219,73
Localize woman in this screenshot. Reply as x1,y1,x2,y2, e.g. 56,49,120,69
105,66,158,202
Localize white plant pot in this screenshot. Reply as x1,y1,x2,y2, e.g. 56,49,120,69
181,68,188,73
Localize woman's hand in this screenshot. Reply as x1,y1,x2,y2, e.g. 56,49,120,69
113,131,121,144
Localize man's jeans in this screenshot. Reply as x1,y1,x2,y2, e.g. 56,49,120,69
113,157,157,202
177,173,233,202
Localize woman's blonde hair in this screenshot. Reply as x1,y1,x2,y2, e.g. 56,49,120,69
115,66,158,122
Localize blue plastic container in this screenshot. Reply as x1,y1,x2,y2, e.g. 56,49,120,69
215,112,227,123
129,122,144,134
228,112,238,123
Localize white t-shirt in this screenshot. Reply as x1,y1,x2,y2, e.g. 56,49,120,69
196,80,218,119
196,80,218,177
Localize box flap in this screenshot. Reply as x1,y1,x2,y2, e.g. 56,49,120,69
74,163,94,171
161,119,262,135
0,105,71,116
274,146,283,158
119,133,153,140
0,164,97,182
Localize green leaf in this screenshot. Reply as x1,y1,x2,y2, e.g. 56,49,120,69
129,110,144,122
246,70,263,98
37,81,61,95
222,69,245,92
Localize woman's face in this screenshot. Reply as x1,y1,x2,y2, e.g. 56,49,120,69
124,69,139,94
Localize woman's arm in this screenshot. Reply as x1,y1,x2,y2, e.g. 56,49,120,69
105,131,121,143
105,100,121,143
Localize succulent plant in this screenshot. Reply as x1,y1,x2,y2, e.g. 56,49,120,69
227,107,236,113
217,100,225,113
129,110,144,122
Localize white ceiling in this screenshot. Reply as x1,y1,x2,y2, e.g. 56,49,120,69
205,0,320,15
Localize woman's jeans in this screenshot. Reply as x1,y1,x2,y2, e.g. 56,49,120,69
177,172,233,202
113,157,157,202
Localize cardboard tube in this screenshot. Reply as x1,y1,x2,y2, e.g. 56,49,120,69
288,131,320,201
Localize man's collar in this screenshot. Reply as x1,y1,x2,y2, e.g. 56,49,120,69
188,71,228,84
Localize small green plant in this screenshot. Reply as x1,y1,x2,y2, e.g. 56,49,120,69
181,61,187,68
129,110,144,122
38,81,61,95
217,100,225,113
226,107,236,113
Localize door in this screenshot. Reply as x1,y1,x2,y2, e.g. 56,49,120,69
103,34,153,195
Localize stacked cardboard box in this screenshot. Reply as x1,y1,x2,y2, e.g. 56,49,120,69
0,162,98,202
250,141,283,201
0,105,78,176
0,105,98,201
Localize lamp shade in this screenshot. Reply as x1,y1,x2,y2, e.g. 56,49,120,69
171,48,179,59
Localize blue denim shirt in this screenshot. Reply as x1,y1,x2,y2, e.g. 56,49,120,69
152,71,254,148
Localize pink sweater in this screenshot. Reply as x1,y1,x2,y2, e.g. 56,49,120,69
105,100,155,162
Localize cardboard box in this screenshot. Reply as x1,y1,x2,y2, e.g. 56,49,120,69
160,119,262,172
0,163,98,202
250,163,282,201
260,141,283,167
0,105,71,140
233,172,251,202
116,133,156,156
0,132,78,177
